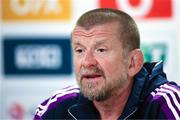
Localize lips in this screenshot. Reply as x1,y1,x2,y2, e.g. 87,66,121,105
82,74,102,79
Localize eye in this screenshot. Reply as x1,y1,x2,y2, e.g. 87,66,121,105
75,48,83,53
97,48,107,53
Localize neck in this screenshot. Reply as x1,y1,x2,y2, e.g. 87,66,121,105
93,79,133,120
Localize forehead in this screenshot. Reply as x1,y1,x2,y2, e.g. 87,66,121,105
72,22,120,39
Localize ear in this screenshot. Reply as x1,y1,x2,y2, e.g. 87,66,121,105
128,49,144,77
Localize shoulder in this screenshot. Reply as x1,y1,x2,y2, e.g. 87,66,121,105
34,85,80,119
147,82,180,119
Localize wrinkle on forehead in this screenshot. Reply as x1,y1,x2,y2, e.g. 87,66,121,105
72,26,114,38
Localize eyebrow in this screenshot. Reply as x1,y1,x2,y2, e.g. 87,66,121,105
73,39,108,47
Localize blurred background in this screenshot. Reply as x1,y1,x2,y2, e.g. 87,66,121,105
0,0,180,119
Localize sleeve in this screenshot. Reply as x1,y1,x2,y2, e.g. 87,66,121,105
33,98,55,120
147,83,180,119
33,85,80,120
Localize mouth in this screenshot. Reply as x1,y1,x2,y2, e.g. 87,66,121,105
82,74,102,81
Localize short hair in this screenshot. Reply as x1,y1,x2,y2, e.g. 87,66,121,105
75,8,140,52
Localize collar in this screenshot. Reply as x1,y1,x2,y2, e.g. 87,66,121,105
120,66,149,119
120,61,167,119
68,94,100,119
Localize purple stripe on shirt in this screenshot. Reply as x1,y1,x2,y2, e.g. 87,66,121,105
166,83,180,91
159,90,180,115
153,94,176,119
62,86,80,91
66,88,80,92
34,91,79,119
161,86,180,104
51,88,80,99
33,115,43,120
48,93,79,110
34,93,79,119
41,98,49,106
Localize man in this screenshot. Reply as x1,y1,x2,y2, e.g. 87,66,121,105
34,8,180,119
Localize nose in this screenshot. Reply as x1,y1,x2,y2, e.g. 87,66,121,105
82,51,97,67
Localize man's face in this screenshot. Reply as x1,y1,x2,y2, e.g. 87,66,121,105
72,22,129,101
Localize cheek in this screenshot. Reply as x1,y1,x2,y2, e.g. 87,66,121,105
73,57,81,73
98,59,114,75
99,56,124,77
